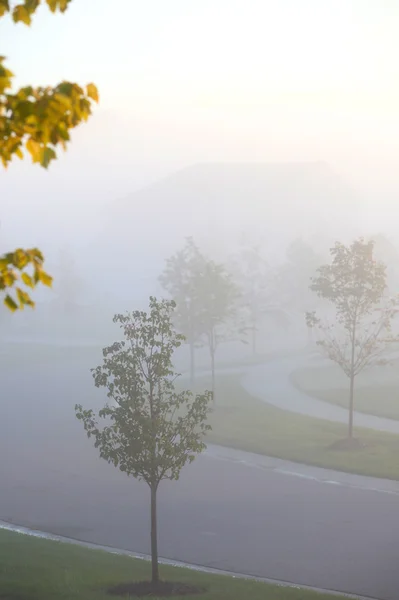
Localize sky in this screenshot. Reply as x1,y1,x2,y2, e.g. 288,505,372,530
1,0,399,251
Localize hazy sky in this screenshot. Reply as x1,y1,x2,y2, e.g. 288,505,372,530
2,0,399,249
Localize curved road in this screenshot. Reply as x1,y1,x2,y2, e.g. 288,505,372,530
2,351,399,599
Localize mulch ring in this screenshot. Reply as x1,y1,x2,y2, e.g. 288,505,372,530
107,580,206,597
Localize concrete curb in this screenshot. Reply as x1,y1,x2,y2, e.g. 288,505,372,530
0,520,377,600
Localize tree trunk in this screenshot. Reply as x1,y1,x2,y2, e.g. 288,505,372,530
189,340,195,386
150,484,159,584
211,348,215,407
348,324,356,439
348,373,355,439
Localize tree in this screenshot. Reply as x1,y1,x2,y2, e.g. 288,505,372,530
230,237,289,355
159,238,205,385
196,258,240,403
278,238,323,312
53,244,83,312
307,238,399,440
1,0,98,310
75,297,211,585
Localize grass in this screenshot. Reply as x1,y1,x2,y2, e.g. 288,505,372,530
290,366,399,421
196,374,399,481
0,528,340,600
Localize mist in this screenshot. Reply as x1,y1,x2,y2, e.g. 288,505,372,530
2,2,399,599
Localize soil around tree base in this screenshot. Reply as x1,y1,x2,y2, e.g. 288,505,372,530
329,437,369,451
107,580,206,597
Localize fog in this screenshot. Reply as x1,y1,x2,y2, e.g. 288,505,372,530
3,2,399,599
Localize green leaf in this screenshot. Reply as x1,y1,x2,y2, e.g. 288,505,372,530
40,146,56,168
4,294,18,311
25,0,40,12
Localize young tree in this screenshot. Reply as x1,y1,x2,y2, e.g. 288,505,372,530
196,258,240,403
159,238,205,385
1,0,98,310
75,297,211,585
307,239,399,439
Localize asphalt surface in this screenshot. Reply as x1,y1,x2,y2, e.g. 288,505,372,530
2,356,399,600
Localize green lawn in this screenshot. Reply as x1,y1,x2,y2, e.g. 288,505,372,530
290,366,399,421
197,374,399,481
0,528,339,600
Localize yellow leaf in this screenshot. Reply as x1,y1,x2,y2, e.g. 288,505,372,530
12,5,31,25
0,1,9,18
86,83,99,103
15,147,23,159
26,138,41,163
53,93,72,108
38,270,52,287
21,272,33,288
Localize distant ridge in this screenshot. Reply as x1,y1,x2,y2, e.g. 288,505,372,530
88,161,363,303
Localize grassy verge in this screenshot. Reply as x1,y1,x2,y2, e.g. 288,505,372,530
197,374,399,481
290,366,399,421
0,528,339,600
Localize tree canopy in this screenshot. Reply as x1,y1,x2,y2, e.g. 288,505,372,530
0,0,98,310
308,238,399,439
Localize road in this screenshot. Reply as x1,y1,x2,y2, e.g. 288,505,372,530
2,355,399,600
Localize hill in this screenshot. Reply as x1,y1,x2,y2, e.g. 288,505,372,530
85,161,363,306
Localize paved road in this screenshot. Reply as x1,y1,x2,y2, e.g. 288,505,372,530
2,356,399,599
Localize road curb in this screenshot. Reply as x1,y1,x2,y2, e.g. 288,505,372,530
0,520,377,600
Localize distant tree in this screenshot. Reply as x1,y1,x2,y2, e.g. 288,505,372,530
196,259,240,403
230,237,289,355
75,298,211,585
159,238,205,385
307,238,399,440
0,0,98,310
278,238,323,314
54,245,83,312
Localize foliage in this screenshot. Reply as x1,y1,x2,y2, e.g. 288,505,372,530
0,0,98,309
0,247,52,310
230,237,288,354
195,257,240,401
159,237,205,383
75,297,212,583
307,238,399,438
278,238,324,314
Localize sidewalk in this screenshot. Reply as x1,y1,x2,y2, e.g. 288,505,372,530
241,354,399,434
